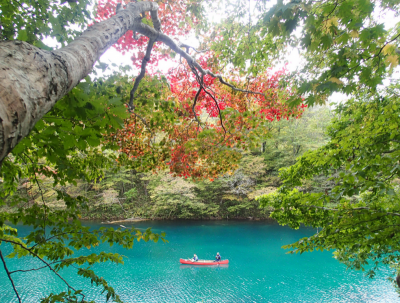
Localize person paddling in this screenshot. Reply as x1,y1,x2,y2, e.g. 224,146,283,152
214,252,221,262
191,254,198,262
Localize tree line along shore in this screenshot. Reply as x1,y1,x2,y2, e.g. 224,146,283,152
1,106,331,221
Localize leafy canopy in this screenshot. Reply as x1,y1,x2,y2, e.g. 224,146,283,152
0,0,92,48
258,86,400,282
210,0,400,105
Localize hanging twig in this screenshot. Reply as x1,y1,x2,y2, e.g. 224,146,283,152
191,67,227,135
203,86,227,135
128,37,157,110
0,249,21,303
22,152,48,237
189,66,204,128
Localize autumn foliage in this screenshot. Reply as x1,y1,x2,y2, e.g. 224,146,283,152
96,0,201,70
98,0,306,179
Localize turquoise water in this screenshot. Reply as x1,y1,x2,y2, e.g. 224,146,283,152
0,220,398,302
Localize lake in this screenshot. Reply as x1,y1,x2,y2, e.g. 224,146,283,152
0,220,398,302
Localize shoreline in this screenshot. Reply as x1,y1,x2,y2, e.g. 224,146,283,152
94,216,275,224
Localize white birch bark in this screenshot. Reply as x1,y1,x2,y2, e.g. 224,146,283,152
0,1,160,165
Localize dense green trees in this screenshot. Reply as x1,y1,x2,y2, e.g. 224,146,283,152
206,0,400,288
258,86,400,284
208,0,400,287
2,105,331,221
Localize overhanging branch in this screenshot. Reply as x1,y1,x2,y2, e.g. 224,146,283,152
156,30,264,96
0,249,21,303
1,239,83,300
131,20,264,121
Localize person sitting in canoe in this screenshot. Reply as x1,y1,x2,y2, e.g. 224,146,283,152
191,254,198,262
214,252,221,262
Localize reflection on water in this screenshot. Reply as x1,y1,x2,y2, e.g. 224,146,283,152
0,220,398,303
180,264,229,269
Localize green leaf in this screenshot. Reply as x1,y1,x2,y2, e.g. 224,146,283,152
17,29,28,41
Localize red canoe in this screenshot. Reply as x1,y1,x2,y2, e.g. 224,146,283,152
179,258,229,265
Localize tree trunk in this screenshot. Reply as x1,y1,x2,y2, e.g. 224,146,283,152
0,1,160,166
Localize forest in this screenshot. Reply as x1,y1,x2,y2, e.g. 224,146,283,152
1,0,400,301
2,105,332,221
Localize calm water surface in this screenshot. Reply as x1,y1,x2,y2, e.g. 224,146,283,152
0,220,398,302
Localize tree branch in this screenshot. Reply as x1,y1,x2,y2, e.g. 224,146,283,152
10,264,49,274
129,38,157,110
179,42,209,54
0,249,21,303
134,22,265,97
1,239,83,300
22,152,48,237
191,74,204,128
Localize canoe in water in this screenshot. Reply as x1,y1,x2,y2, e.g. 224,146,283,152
179,258,229,265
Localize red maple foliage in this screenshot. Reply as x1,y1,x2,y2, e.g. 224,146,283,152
96,0,201,70
100,1,306,179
